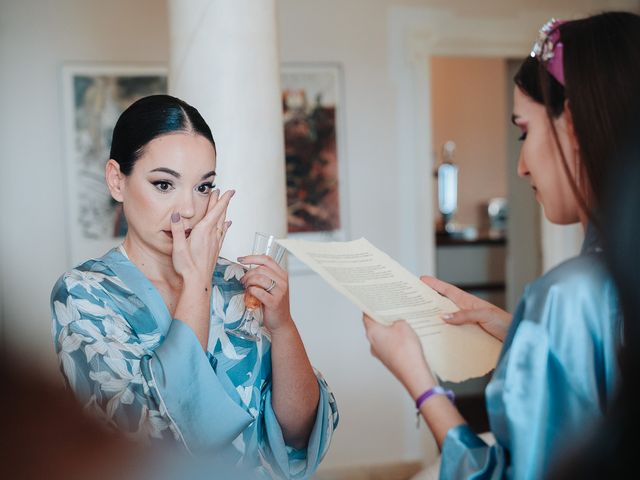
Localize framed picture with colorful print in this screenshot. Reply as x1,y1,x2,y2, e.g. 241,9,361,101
281,63,349,243
61,64,167,265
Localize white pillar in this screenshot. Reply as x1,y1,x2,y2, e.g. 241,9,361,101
167,0,286,261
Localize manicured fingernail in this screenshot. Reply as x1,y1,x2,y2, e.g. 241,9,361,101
171,212,180,223
226,221,232,228
237,256,245,262
230,190,236,197
442,314,453,321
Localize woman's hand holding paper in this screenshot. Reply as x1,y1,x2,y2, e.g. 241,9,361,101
362,314,436,398
420,275,511,341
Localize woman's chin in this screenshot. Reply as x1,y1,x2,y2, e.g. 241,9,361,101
542,208,581,225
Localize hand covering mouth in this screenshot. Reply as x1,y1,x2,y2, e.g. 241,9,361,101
163,228,192,239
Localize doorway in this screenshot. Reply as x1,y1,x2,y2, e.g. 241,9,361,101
430,55,542,430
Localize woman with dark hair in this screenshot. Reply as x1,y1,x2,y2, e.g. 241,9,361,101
363,11,640,479
547,116,640,479
51,95,338,479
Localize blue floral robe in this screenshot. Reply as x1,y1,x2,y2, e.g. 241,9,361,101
51,246,338,479
439,227,620,479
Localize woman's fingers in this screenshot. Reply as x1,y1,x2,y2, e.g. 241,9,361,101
443,307,510,341
242,272,280,292
362,313,377,329
421,275,497,310
169,212,192,275
206,188,221,214
247,285,273,306
442,309,491,325
420,275,461,298
217,220,232,250
238,255,287,281
200,189,234,230
170,212,187,255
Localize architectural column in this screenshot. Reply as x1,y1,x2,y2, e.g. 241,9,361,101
167,0,286,261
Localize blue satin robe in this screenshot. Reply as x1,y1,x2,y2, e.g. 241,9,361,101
50,247,338,479
440,228,620,479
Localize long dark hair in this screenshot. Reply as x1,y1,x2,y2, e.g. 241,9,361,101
548,116,640,479
514,11,640,226
109,94,216,175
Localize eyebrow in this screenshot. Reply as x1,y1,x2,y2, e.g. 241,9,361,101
149,168,216,180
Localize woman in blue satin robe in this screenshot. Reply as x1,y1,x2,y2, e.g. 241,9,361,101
51,95,338,479
364,12,640,479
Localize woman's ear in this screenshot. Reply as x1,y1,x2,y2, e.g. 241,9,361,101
105,159,125,202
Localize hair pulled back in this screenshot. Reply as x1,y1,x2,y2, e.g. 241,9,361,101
109,94,216,175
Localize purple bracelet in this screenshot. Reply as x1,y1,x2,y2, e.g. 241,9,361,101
415,386,455,427
415,386,455,410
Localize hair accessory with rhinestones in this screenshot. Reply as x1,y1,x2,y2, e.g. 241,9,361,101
530,18,566,86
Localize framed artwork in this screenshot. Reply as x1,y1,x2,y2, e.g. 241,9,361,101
281,63,348,242
61,64,167,265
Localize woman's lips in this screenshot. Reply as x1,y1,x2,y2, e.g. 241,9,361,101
163,228,192,239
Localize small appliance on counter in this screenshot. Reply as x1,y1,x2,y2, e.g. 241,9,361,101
437,140,459,234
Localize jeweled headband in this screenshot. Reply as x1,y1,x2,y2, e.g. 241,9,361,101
530,18,566,86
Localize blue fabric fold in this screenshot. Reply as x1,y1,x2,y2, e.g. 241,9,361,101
144,319,253,452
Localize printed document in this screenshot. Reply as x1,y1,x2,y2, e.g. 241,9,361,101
277,237,501,382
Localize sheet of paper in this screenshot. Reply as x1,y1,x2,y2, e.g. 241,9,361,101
277,237,502,382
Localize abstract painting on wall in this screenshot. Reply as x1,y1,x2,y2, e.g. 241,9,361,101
281,64,347,239
62,65,166,264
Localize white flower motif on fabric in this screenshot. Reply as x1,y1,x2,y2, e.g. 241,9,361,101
207,287,246,360
138,332,162,350
236,385,253,407
84,337,125,362
136,404,170,439
53,298,81,327
210,323,246,360
65,269,126,294
223,262,246,282
225,294,245,325
106,386,136,419
84,394,115,427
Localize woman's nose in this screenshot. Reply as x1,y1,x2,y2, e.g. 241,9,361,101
177,192,196,218
517,151,529,178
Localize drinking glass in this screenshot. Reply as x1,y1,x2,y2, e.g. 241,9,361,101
225,232,287,341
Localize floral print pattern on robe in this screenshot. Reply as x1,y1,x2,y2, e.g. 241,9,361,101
51,247,338,479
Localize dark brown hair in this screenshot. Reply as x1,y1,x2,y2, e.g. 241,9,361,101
110,95,216,175
514,11,640,226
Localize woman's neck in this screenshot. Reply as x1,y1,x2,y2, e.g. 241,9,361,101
122,234,182,289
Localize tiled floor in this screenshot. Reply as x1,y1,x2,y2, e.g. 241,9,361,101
313,461,424,480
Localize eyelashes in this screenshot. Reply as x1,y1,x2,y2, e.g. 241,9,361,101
197,182,216,194
518,132,528,141
152,180,173,192
151,180,216,194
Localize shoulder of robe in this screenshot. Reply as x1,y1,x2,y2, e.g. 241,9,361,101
51,256,129,303
521,253,619,341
